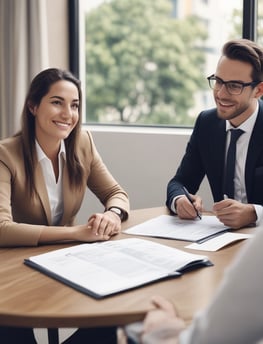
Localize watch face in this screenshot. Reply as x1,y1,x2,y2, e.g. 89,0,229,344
112,208,121,215
109,207,123,219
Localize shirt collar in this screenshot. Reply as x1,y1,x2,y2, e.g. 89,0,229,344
35,140,66,162
225,101,259,133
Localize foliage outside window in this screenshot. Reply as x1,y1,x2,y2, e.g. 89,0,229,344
83,0,243,126
257,1,263,46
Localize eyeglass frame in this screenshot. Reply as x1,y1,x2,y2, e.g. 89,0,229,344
207,74,261,95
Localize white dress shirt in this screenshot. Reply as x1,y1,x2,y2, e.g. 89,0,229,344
225,102,263,224
36,140,66,225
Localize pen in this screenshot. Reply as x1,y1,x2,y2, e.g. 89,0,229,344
182,186,202,220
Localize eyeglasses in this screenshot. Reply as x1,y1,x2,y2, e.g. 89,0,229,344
207,74,260,95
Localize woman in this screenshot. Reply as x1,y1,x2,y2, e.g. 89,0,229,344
0,68,130,343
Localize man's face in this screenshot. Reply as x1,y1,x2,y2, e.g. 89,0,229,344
213,56,259,126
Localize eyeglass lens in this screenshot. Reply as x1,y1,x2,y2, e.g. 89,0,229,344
209,77,244,95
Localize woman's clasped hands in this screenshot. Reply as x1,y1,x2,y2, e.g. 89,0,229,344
74,211,121,242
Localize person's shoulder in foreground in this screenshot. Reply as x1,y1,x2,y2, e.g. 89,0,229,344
125,220,263,344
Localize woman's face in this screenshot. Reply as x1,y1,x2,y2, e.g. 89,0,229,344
32,80,80,147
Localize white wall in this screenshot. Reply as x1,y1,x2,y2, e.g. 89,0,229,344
77,127,214,223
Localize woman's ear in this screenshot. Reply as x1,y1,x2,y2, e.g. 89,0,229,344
28,102,36,115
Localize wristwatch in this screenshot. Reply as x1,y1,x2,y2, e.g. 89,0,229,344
108,207,124,221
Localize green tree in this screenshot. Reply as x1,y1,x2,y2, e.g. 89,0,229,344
258,2,263,47
85,0,207,125
229,4,263,45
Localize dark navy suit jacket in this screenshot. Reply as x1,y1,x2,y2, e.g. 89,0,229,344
166,100,263,211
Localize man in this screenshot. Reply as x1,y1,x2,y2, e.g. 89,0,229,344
166,38,263,229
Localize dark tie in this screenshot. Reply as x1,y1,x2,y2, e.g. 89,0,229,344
223,129,244,199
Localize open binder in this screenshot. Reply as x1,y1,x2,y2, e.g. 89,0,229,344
25,238,212,299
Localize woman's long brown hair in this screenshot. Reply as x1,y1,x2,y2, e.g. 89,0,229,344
17,68,85,197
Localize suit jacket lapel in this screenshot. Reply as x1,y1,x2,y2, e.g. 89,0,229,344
210,117,226,199
245,102,263,199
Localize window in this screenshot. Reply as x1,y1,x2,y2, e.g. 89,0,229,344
257,1,263,46
74,0,260,127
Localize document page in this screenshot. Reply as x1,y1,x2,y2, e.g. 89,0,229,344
186,232,253,251
124,215,228,242
25,238,210,298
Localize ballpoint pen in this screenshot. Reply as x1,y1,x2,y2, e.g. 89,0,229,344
182,186,202,220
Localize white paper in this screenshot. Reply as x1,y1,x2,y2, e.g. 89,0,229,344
185,232,253,251
124,215,228,242
25,238,210,297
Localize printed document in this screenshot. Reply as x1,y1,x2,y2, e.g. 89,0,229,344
124,215,228,242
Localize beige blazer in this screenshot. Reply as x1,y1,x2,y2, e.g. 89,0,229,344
0,130,129,246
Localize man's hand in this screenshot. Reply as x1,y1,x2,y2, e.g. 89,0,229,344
213,199,257,229
175,194,202,220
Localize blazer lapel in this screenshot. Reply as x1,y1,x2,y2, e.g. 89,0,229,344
34,163,52,225
60,165,75,224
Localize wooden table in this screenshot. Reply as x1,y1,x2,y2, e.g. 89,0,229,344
0,207,254,333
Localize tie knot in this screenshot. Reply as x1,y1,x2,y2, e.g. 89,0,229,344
229,128,244,143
